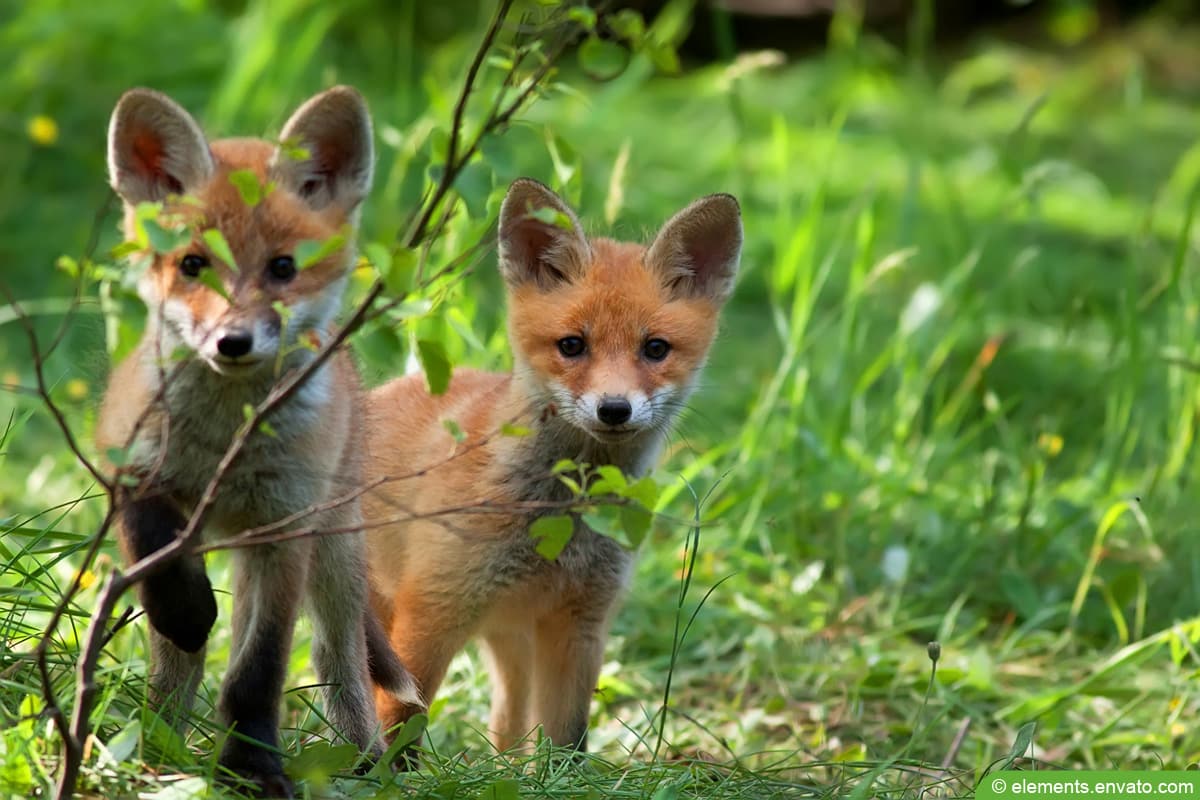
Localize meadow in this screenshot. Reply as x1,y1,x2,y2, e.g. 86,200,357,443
4,1,1200,797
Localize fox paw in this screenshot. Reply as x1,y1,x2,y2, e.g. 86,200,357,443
142,563,217,653
218,746,293,799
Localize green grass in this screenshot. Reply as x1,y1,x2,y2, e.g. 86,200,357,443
5,2,1200,797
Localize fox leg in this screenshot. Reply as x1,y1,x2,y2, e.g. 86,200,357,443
216,541,307,798
147,631,206,731
480,628,534,753
530,607,611,752
305,513,417,759
116,489,216,725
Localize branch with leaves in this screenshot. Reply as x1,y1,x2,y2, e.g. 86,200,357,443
3,3,680,796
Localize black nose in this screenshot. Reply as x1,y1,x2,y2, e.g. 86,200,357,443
216,330,253,358
596,397,632,426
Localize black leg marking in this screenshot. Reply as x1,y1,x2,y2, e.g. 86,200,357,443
118,491,216,653
218,618,290,790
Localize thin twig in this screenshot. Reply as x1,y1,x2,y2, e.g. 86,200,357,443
403,0,515,248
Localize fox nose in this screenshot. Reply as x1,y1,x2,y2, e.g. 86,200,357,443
216,330,254,359
596,397,632,426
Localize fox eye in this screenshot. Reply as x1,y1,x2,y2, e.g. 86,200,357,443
267,255,297,282
557,336,586,358
179,254,208,278
643,338,671,361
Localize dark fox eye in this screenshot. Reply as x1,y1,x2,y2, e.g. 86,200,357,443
643,338,670,361
557,336,586,358
179,253,208,278
267,255,296,281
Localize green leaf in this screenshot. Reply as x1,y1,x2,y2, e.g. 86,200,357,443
551,458,579,474
589,466,628,497
383,247,418,295
443,419,466,442
620,504,652,547
578,35,628,81
527,206,575,231
286,741,360,783
105,447,128,467
143,216,187,255
228,168,267,207
500,423,532,437
278,138,311,162
363,241,392,277
105,720,141,763
609,9,645,42
111,240,143,259
295,233,346,270
530,515,574,561
454,159,494,220
481,779,521,800
56,255,79,277
417,338,451,395
202,229,237,272
567,6,596,30
627,476,660,510
195,267,230,300
258,420,278,438
999,721,1036,770
367,714,427,779
581,505,622,540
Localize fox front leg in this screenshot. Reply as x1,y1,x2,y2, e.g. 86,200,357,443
217,542,307,798
117,489,217,653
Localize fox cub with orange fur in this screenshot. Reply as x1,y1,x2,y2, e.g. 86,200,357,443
97,86,415,796
365,179,742,753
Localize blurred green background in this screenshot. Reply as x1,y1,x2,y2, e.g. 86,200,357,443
6,0,1200,795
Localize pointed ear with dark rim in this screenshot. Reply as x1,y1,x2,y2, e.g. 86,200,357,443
498,179,591,289
645,194,742,304
107,89,214,205
272,86,374,212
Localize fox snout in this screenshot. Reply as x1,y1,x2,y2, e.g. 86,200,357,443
572,389,657,442
199,313,282,375
215,328,254,359
596,395,633,426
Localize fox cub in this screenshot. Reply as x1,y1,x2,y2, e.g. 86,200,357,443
97,86,415,796
364,179,742,753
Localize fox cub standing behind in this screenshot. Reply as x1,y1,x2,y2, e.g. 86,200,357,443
365,179,742,753
96,86,416,796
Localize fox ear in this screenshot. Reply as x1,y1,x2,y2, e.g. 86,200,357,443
107,89,214,205
272,86,374,212
498,179,590,289
645,194,742,304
